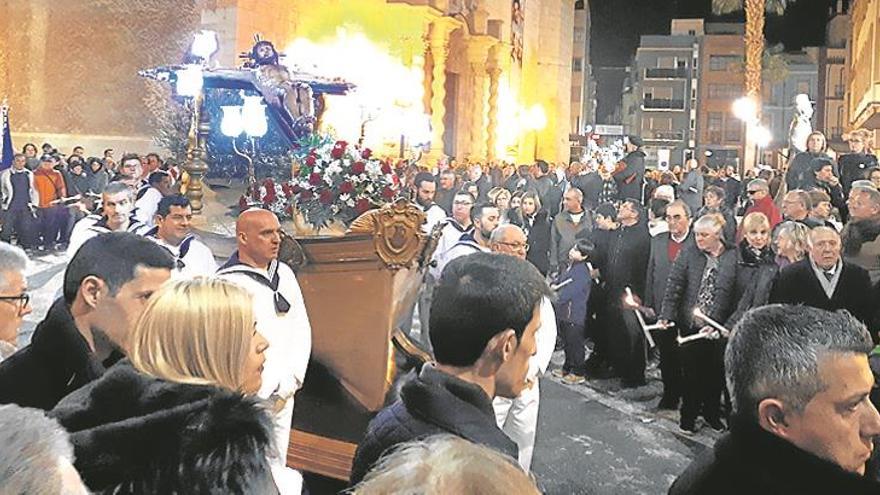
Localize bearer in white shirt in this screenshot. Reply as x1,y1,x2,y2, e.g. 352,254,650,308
144,195,217,278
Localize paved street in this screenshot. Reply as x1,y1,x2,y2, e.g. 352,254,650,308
21,248,713,494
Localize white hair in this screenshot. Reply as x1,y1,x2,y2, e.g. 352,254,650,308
0,242,28,292
0,404,78,494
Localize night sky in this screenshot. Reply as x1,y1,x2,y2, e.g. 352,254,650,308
590,0,842,122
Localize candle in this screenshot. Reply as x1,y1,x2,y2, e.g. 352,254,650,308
692,307,730,338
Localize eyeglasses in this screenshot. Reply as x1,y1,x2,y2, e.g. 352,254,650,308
497,241,530,252
0,293,30,315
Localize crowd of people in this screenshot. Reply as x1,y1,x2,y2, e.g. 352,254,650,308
2,129,880,493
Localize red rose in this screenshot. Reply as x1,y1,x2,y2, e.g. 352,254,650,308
264,178,275,189
355,198,371,214
305,155,316,166
381,163,392,175
291,184,303,194
381,186,395,199
340,181,354,194
335,140,348,148
351,161,366,175
238,195,249,211
309,172,323,186
263,187,276,204
392,174,400,186
300,189,314,200
361,148,372,159
331,147,344,159
319,189,334,205
281,183,293,197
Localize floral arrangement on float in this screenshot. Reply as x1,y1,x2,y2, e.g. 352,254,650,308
240,136,400,232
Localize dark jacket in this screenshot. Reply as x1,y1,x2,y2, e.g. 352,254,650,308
727,242,778,327
515,210,552,275
769,258,873,328
696,206,737,246
0,298,109,410
645,231,694,313
349,364,517,486
51,361,277,494
814,178,848,222
571,172,603,210
660,245,739,333
669,417,880,495
839,152,878,195
712,177,742,211
614,150,646,202
554,261,591,325
787,152,834,191
842,217,880,285
595,221,651,299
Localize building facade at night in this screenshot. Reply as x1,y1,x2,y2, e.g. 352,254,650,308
571,0,595,136
0,0,580,164
848,0,880,140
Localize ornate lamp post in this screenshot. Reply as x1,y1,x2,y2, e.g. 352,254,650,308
177,30,218,214
220,94,269,188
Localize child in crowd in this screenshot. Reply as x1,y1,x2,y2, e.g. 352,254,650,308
551,238,594,384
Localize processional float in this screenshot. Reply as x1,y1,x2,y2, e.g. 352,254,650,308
142,34,439,482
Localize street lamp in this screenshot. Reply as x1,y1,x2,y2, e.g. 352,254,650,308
221,94,269,187
732,96,757,124
753,125,772,167
523,105,547,159
732,96,760,175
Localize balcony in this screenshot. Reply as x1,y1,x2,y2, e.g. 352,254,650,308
642,97,685,110
645,67,689,79
644,130,685,142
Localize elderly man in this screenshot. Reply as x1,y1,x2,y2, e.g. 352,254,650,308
489,224,557,471
67,182,149,257
0,233,174,410
645,200,693,411
0,153,39,250
434,169,458,215
842,185,880,284
0,243,31,361
771,227,874,329
350,253,550,486
670,305,880,493
216,208,312,492
660,214,739,434
781,190,822,228
549,187,591,273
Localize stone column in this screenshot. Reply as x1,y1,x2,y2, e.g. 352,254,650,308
426,19,457,162
486,45,508,162
465,37,494,161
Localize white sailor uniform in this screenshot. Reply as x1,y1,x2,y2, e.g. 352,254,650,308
66,214,149,258
143,227,218,278
216,253,312,494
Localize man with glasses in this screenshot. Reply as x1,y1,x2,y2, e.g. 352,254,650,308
781,190,822,228
741,179,781,235
645,200,693,411
0,243,31,362
429,192,475,281
489,224,557,471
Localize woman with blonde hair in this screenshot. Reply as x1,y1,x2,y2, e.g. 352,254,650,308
773,220,810,268
727,212,778,327
51,277,276,494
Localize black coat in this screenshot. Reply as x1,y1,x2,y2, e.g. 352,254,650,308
515,210,551,275
787,152,835,191
614,150,646,202
669,417,880,495
727,242,778,327
645,231,694,313
660,245,739,333
349,364,518,486
571,172,603,210
839,152,878,195
51,361,277,494
0,298,109,410
769,259,873,328
594,222,651,299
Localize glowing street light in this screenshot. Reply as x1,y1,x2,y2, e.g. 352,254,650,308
732,96,757,123
753,125,772,148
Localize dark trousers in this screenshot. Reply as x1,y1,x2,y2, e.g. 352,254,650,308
656,329,682,403
38,206,67,248
0,207,37,248
560,321,586,375
608,304,646,382
679,338,724,424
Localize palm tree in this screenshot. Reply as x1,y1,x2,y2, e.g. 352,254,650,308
712,0,794,103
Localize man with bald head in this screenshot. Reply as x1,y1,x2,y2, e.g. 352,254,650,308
489,224,557,471
217,208,312,492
